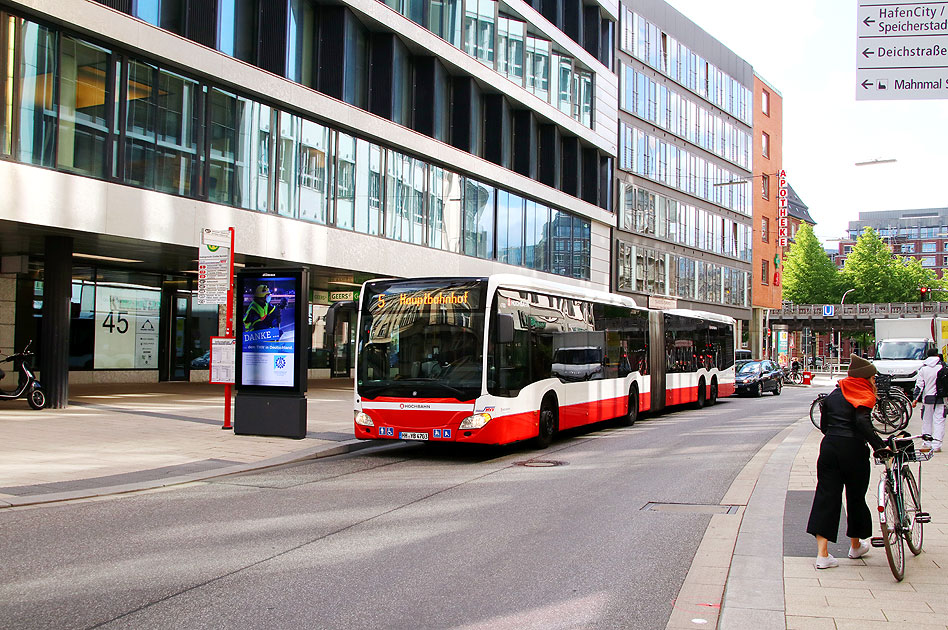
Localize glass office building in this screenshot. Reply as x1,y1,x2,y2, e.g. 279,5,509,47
0,0,617,390
613,0,754,320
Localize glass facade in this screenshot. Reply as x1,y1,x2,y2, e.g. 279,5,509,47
619,183,752,262
619,123,750,216
619,62,750,171
0,12,592,281
616,241,749,308
619,7,752,126
378,0,595,129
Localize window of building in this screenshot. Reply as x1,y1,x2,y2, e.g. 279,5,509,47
761,131,770,158
922,256,936,267
57,36,111,179
761,173,769,199
217,0,257,62
761,216,769,242
943,256,948,266
902,243,916,254
922,241,936,252
761,259,769,284
525,36,550,102
463,0,495,65
761,89,770,115
497,16,524,85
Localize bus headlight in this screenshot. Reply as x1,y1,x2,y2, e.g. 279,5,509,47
354,411,374,427
459,413,491,430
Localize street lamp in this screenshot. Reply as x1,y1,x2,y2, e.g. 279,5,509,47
854,158,897,166
839,289,855,368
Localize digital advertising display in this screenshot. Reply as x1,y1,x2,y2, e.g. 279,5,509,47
235,268,307,392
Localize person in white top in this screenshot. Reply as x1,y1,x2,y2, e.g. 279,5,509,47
913,348,946,452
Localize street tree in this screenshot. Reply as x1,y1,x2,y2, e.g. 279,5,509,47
840,227,942,303
782,223,842,304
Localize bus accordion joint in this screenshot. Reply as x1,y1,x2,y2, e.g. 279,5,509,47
459,413,491,430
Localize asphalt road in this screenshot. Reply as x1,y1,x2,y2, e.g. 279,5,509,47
0,386,816,630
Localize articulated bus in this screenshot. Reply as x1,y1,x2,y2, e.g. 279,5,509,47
353,275,735,447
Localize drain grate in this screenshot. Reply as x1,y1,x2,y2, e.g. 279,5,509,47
642,502,739,515
514,460,568,468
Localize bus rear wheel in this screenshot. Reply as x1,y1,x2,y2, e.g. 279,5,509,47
708,379,718,406
536,400,558,449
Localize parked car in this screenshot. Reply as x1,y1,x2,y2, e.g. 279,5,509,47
735,349,753,361
735,359,783,397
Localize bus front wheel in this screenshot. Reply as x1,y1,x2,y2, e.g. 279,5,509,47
694,378,706,409
536,400,558,449
620,386,638,426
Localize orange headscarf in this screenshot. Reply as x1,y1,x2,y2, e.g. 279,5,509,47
839,376,876,409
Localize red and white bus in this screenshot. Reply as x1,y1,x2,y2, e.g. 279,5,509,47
353,275,735,447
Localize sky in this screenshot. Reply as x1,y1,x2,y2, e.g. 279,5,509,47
664,0,948,246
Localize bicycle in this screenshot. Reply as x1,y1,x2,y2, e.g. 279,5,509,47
809,381,911,435
872,374,911,435
786,369,804,385
871,432,933,581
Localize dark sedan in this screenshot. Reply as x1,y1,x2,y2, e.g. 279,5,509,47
735,359,783,397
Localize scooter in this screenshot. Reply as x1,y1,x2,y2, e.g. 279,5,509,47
0,341,45,409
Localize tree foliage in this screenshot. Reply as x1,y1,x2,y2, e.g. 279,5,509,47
782,224,842,303
839,227,943,303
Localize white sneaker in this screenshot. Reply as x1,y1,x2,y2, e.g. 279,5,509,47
849,541,871,559
815,554,838,569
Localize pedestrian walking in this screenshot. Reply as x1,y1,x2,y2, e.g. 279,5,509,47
807,354,887,569
912,347,947,452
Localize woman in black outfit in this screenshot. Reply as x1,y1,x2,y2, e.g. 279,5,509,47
807,354,887,569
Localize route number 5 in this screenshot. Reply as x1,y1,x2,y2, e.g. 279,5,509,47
102,310,129,334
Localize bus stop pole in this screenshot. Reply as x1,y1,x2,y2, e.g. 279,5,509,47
223,226,235,430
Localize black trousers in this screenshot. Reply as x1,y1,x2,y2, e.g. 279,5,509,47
806,435,873,542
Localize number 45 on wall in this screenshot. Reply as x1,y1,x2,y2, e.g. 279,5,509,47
102,311,129,334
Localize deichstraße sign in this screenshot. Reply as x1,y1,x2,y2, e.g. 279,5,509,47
857,1,948,100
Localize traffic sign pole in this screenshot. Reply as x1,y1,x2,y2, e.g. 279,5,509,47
223,227,235,430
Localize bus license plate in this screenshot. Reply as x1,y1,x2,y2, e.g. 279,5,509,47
400,432,428,441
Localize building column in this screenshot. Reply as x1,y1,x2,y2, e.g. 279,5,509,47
41,236,72,408
749,306,765,360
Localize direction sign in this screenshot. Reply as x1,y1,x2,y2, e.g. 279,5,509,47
857,1,948,100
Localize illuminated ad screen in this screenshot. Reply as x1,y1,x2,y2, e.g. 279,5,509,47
237,271,301,390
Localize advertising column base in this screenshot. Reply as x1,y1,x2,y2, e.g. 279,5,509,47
234,392,307,439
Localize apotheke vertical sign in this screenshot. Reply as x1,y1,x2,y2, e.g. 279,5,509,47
777,169,789,248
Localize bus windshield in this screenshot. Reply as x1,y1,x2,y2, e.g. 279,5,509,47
357,279,486,400
875,340,928,360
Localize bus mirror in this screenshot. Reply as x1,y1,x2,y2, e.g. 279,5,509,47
495,313,515,344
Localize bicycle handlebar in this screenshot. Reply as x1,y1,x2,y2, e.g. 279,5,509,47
874,432,934,459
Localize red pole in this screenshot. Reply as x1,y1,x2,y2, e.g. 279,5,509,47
223,226,235,430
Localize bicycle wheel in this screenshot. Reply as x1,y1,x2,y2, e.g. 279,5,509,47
809,396,824,430
881,480,905,581
872,398,904,435
890,389,914,427
903,467,924,555
789,371,803,385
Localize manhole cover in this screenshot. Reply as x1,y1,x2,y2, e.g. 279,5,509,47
642,502,739,515
515,460,567,468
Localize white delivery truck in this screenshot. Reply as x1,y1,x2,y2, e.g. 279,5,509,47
873,317,948,391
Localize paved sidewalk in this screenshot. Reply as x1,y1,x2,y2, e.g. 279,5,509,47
667,377,948,630
0,379,366,509
782,411,948,629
